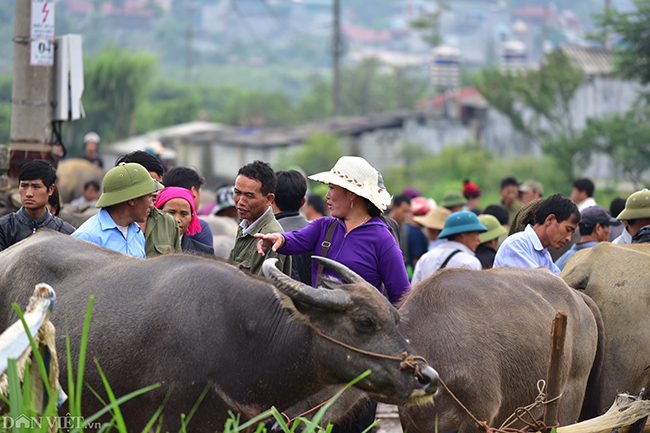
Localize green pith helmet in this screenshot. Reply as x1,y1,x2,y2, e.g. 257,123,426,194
439,190,468,208
96,163,160,208
617,189,650,221
478,214,508,243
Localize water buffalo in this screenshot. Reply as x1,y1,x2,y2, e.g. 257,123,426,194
0,230,438,432
561,242,650,414
398,267,603,433
56,158,104,204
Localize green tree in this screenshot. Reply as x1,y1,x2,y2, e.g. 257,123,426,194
135,80,202,134
582,109,650,188
63,46,157,156
0,74,11,144
409,2,448,48
287,132,344,188
593,0,650,86
475,51,587,180
220,90,296,127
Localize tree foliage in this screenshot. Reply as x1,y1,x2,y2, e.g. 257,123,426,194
286,132,344,186
0,75,11,145
384,141,574,206
594,0,650,86
582,109,650,188
409,3,448,48
475,51,587,180
135,81,202,134
64,46,157,156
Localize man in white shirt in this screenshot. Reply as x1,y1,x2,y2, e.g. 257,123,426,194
412,210,487,284
570,178,597,211
613,189,650,245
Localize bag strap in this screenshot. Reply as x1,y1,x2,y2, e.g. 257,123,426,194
315,220,339,287
439,249,462,270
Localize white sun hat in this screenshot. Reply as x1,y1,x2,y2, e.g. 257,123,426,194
308,156,392,211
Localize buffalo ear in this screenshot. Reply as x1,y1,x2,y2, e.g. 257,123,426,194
269,287,313,325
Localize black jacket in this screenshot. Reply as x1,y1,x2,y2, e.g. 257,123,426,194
0,207,75,252
181,234,215,257
276,211,312,286
475,243,497,269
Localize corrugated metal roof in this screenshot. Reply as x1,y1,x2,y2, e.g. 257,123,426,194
560,44,615,76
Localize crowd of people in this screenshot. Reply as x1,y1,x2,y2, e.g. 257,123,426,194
1,149,647,280
3,145,650,432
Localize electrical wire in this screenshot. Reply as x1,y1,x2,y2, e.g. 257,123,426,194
259,0,313,37
231,0,278,62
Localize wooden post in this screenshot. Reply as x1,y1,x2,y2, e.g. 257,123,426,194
626,377,650,433
544,311,568,427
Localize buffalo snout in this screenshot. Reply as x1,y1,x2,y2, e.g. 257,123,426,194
418,364,439,395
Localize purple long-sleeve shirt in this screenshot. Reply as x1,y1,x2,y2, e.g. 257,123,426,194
279,216,411,305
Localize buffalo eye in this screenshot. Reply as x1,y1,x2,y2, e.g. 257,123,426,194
356,319,375,331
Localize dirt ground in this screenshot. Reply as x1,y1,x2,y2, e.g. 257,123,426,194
375,403,401,433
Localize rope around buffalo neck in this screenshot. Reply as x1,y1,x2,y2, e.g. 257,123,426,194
310,328,560,433
310,327,429,381
439,378,562,433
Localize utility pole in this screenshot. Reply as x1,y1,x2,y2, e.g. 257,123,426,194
603,0,611,48
332,0,341,118
10,0,56,179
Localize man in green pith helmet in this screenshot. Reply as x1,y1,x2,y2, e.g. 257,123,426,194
72,162,161,258
613,189,650,245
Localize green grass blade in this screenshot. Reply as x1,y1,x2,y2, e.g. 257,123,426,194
66,323,76,415
306,370,372,431
177,384,210,432
75,383,161,429
7,359,23,420
139,393,169,433
94,359,127,432
236,409,274,432
75,296,95,415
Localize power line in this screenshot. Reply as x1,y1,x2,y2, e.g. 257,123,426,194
231,0,278,62
259,0,312,37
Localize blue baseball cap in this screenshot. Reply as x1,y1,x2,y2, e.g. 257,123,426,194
439,210,488,239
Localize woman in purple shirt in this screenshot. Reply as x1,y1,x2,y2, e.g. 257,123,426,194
256,156,411,306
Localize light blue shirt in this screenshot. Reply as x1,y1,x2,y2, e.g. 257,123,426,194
72,208,146,258
555,241,598,271
493,224,560,275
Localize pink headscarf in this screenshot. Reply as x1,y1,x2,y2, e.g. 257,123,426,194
155,186,202,236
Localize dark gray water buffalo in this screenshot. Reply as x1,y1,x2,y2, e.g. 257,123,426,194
0,230,438,432
398,267,603,433
561,242,650,414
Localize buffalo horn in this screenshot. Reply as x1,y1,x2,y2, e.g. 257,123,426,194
263,259,352,311
311,256,366,284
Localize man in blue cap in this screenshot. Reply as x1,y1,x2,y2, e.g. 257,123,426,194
411,210,488,284
555,205,620,270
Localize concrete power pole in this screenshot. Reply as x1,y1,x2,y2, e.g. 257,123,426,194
10,0,56,180
332,0,341,118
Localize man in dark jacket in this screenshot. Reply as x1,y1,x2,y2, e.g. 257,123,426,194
475,214,508,269
272,170,311,285
0,160,75,251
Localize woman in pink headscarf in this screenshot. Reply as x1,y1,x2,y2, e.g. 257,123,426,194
155,186,214,256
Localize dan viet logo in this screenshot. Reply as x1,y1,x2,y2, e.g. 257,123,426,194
2,413,102,430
